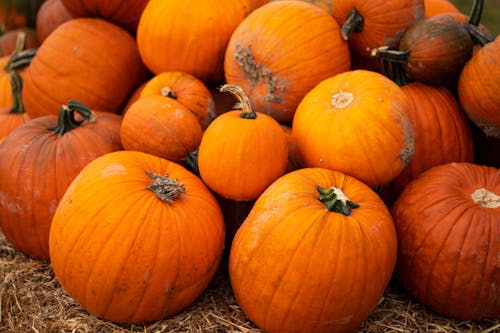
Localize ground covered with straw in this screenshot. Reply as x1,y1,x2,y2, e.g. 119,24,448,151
1,231,498,333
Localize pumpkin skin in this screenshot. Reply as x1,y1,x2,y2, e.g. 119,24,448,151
458,36,500,139
198,85,288,201
123,71,216,129
137,0,261,83
292,69,414,188
60,0,149,33
224,0,350,123
424,0,460,17
35,0,73,43
0,27,39,57
49,150,225,324
0,101,122,260
120,95,203,162
391,162,500,320
22,17,148,118
0,70,30,142
229,167,398,333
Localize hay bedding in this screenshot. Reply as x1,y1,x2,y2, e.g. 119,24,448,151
1,231,498,333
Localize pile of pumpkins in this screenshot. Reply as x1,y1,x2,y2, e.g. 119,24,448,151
0,0,498,332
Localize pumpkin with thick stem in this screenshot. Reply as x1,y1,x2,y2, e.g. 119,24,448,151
224,0,350,123
0,100,122,260
392,162,500,320
0,70,30,142
198,84,288,201
229,167,397,333
49,150,225,324
292,69,414,188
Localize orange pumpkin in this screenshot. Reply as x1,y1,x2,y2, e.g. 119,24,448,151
0,100,123,260
0,27,39,57
22,17,148,118
424,0,460,17
35,0,73,43
137,0,261,83
229,167,398,333
292,69,414,188
198,84,288,201
0,70,30,142
120,95,202,162
224,0,350,123
392,162,499,320
123,71,215,128
49,150,225,323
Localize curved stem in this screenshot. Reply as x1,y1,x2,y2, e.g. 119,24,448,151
7,70,25,114
48,99,95,135
371,46,410,66
341,9,364,40
4,31,26,71
465,24,494,46
467,0,484,26
9,48,37,71
219,84,256,119
146,170,185,203
317,185,359,216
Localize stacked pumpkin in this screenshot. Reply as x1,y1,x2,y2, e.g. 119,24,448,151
0,0,498,331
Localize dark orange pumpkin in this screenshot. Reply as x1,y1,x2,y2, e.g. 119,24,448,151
0,70,30,142
35,0,73,43
229,167,398,332
392,162,499,320
224,0,350,122
0,100,122,260
0,27,38,57
22,17,148,118
424,0,460,17
49,150,225,323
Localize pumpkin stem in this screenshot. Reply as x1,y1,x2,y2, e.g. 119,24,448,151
48,99,95,135
160,86,177,99
464,24,494,46
467,0,484,26
7,70,24,115
371,46,409,66
471,188,500,208
380,57,412,86
220,84,256,119
146,170,185,203
8,47,37,71
341,9,364,40
4,31,26,71
317,185,359,216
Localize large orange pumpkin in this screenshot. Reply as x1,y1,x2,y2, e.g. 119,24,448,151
292,69,414,188
49,150,225,324
392,162,499,320
229,167,398,333
198,84,288,201
22,17,148,118
0,100,122,260
35,0,73,42
224,0,350,123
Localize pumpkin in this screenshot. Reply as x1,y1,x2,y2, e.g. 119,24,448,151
60,0,150,33
0,70,30,142
49,150,225,323
458,35,500,139
120,95,203,163
198,84,288,201
424,0,460,17
22,17,148,119
0,27,38,56
292,69,414,188
123,71,216,129
137,0,262,83
224,0,350,123
35,0,73,43
0,100,122,260
229,167,398,333
391,162,499,320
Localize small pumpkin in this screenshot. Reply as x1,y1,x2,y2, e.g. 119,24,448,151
292,69,414,188
224,0,350,123
120,95,202,163
198,84,288,201
0,100,122,260
0,70,30,142
35,0,73,43
392,162,499,320
49,150,225,323
229,167,398,333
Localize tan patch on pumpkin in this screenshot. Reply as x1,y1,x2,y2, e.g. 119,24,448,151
399,115,415,166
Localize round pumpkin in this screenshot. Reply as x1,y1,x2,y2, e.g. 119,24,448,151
120,95,202,162
22,17,148,118
49,150,225,323
224,0,350,123
292,69,414,188
229,167,398,333
391,162,499,320
0,100,122,260
198,84,288,201
0,70,30,142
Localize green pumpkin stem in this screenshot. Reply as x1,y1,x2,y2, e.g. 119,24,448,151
341,9,364,40
9,48,37,71
464,24,494,46
49,99,95,135
467,0,484,26
371,46,410,66
4,31,26,71
146,170,185,203
220,83,256,119
7,70,25,114
317,185,359,216
379,56,412,86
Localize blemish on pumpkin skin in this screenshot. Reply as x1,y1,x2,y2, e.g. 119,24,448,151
101,163,127,178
